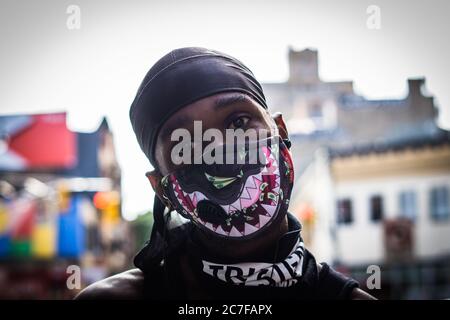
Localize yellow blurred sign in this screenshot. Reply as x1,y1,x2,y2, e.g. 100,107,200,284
0,204,8,234
31,222,56,258
94,191,121,224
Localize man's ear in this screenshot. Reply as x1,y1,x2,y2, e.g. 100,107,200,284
145,170,166,202
272,112,289,140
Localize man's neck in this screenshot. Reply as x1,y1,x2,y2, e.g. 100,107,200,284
192,214,291,263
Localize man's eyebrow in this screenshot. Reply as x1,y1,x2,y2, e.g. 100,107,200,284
213,93,253,109
160,116,191,139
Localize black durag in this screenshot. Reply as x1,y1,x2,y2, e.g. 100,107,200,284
130,47,268,167
129,47,269,251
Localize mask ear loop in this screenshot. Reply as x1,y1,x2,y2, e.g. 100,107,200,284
151,195,175,297
152,195,167,238
270,116,291,150
283,138,292,150
162,204,174,297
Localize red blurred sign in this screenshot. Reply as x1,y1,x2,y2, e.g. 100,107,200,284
1,113,77,170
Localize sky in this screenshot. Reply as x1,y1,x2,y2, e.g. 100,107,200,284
0,0,449,220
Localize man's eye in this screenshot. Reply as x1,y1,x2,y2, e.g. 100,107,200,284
229,116,250,130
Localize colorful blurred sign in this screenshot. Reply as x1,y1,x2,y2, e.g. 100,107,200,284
0,113,76,171
0,194,88,259
57,195,86,258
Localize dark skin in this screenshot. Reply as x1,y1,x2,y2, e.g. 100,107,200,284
76,92,376,300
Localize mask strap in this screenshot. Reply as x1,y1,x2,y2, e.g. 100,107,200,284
271,123,291,150
151,194,167,240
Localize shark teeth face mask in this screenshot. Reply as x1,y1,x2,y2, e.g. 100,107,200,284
160,136,294,239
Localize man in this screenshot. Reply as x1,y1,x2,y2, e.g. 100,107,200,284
76,47,375,300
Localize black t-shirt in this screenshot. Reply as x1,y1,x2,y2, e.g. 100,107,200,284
134,213,359,300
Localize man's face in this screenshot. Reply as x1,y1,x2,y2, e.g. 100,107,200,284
154,92,278,176
148,91,291,244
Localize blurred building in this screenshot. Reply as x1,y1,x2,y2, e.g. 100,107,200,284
263,48,450,299
0,112,129,299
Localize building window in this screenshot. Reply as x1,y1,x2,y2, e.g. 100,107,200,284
370,195,384,222
337,198,353,225
430,186,450,221
399,191,417,221
309,103,323,119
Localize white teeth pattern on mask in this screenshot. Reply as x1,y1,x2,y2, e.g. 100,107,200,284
172,180,189,211
273,181,281,196
244,223,259,235
229,204,240,212
261,203,277,217
196,192,207,204
215,225,228,236
242,174,262,198
183,191,206,213
261,165,269,175
211,172,281,237
173,185,180,199
175,146,284,238
238,173,263,210
188,192,196,205
261,154,279,175
258,214,272,227
274,174,280,189
216,172,263,215
225,197,242,214
244,173,258,189
172,181,186,210
229,226,241,237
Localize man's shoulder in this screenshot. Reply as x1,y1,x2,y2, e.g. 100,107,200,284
74,268,146,300
316,263,376,300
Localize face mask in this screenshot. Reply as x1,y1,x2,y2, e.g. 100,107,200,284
160,136,294,239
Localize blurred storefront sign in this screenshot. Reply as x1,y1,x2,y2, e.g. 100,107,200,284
0,113,76,171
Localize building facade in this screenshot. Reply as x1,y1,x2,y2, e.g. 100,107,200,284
262,48,450,299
